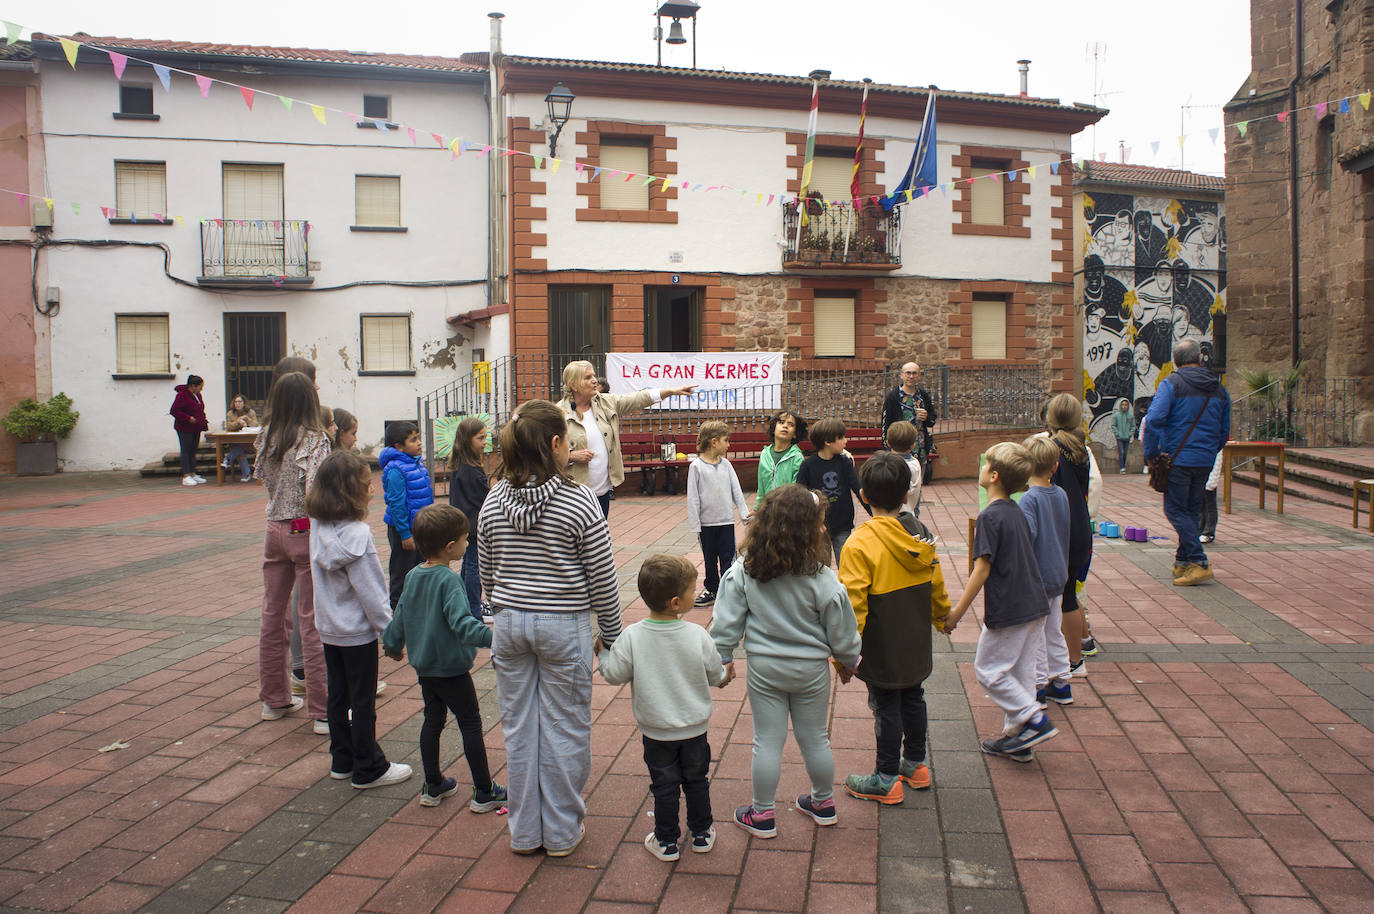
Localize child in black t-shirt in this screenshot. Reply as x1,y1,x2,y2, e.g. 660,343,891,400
795,418,869,565
947,442,1057,763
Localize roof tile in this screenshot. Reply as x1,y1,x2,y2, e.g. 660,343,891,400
1074,161,1224,192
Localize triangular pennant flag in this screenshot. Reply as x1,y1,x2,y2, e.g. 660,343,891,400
989,172,1001,183
590,166,602,181
921,186,931,198
643,176,655,185
1208,127,1219,144
550,159,562,175
108,51,128,79
574,162,585,173
690,183,701,191
71,202,80,215
1178,136,1186,148
480,145,493,157
240,86,255,110
43,197,54,211
461,141,474,154
195,75,213,98
1277,110,1289,123
1340,98,1351,114
623,171,635,181
904,189,913,203
174,215,182,225
273,220,281,231
755,194,762,206
501,149,519,157
1151,140,1161,155
3,21,21,44
450,138,462,159
432,133,444,146
152,212,162,221
100,206,110,218
871,194,881,205
59,37,80,68
373,120,389,132
311,105,326,124
1007,170,1018,183
15,192,26,203
1027,165,1037,179
1315,102,1328,118
280,95,294,111
607,169,622,178
532,155,543,169
153,64,171,91
1237,121,1249,137
1361,91,1371,110
766,194,774,206
682,181,690,189
346,112,362,125
407,127,416,144
661,177,671,191
939,184,948,197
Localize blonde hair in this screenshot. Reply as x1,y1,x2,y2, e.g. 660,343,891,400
985,442,1033,494
697,420,729,453
561,360,595,401
1044,393,1089,464
1021,435,1061,478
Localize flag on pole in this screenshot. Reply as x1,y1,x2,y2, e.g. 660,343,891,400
849,80,871,202
797,79,821,227
881,89,937,211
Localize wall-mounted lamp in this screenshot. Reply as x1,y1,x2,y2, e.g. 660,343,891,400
544,82,575,158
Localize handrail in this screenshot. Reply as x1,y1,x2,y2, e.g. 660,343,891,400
1231,378,1282,408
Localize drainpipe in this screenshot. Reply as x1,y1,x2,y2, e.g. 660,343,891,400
488,12,506,318
1288,0,1302,369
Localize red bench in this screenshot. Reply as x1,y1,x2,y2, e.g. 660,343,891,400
620,431,664,495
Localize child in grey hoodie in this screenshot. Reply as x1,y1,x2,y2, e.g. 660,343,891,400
305,451,411,790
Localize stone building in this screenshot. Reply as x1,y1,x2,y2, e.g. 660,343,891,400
1225,0,1374,442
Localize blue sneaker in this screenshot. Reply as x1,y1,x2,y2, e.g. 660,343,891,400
980,739,1034,763
470,781,507,813
1045,681,1073,705
1035,686,1047,709
420,777,460,807
795,793,838,824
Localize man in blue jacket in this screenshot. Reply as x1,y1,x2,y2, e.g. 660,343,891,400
1144,340,1231,587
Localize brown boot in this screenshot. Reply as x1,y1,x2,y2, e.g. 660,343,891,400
1175,564,1214,586
1172,562,1189,582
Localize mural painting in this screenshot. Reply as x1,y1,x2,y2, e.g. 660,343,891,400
1080,191,1226,448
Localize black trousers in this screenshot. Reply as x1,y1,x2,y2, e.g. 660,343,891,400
418,672,492,790
177,429,200,476
1199,489,1218,538
323,641,389,784
698,524,736,595
867,682,927,778
386,524,424,610
643,733,712,844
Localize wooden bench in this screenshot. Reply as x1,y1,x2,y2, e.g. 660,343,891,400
1354,478,1374,531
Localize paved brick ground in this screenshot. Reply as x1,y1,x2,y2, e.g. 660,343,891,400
0,469,1371,912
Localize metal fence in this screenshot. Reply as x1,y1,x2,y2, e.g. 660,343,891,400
200,218,310,279
781,201,902,266
1232,377,1360,447
418,354,1048,473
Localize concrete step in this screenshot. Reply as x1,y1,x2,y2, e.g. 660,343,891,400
1284,448,1374,481
1232,461,1361,496
1229,470,1351,509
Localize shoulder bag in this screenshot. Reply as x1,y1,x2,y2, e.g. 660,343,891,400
1148,386,1216,495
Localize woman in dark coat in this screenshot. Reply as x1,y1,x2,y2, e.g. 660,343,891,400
170,374,209,486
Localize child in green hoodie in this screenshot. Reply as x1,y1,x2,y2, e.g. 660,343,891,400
383,504,506,811
755,409,806,504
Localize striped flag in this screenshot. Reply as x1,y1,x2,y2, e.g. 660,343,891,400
850,79,871,204
798,79,821,227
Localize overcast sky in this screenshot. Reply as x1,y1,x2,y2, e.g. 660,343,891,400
19,0,1251,175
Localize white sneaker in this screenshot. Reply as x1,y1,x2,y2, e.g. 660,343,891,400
182,476,199,487
193,474,207,483
312,719,329,735
376,680,387,696
261,696,304,720
290,671,306,695
353,762,412,789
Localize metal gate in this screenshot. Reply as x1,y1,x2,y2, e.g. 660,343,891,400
223,312,286,412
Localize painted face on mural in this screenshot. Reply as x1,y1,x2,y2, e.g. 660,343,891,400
1086,307,1104,334
1115,347,1134,380
1172,306,1192,340
1198,212,1219,245
1134,342,1153,378
1154,262,1174,294
1084,255,1105,295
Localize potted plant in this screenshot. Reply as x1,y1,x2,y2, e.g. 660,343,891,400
2,393,80,475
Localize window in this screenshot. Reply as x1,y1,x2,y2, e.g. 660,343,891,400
117,85,155,118
970,163,1005,225
598,142,650,210
223,163,284,220
363,94,390,120
809,152,855,203
548,286,610,357
1318,117,1335,191
115,314,170,374
360,315,412,372
814,295,856,357
971,294,1007,359
355,175,401,227
114,162,167,220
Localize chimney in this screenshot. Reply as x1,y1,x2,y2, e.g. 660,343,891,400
1017,59,1031,97
489,11,504,56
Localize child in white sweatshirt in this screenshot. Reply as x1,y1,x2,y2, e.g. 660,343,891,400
598,555,729,862
687,420,751,607
306,451,411,790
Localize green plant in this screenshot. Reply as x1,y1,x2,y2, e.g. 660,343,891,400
1,393,80,443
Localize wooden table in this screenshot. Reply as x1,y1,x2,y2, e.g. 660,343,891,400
203,430,258,486
1222,441,1285,515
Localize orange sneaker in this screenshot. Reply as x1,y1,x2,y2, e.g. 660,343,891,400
899,759,932,790
844,772,904,804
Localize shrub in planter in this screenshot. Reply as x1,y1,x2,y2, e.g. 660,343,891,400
3,393,80,475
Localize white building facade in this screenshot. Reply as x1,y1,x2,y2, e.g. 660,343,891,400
31,36,499,470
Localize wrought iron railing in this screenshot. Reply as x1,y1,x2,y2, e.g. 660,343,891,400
418,354,1047,473
1233,376,1359,447
781,201,901,267
200,218,310,279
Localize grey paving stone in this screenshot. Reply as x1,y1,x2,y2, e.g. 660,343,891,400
949,887,1027,913
936,788,1004,834
307,795,408,844
237,840,352,901
281,781,356,817
928,753,990,789
943,832,1017,889
216,898,289,914
141,860,262,914
878,805,943,857
219,811,327,864
878,855,949,914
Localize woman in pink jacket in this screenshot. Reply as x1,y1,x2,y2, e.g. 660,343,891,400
170,374,209,487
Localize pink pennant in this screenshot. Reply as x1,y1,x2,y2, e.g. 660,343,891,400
431,132,444,146
100,205,110,218
153,213,163,222
989,172,1001,183
574,162,585,173
766,194,775,206
1315,102,1328,118
921,186,931,197
682,180,690,189
479,145,493,157
407,127,416,144
624,171,635,181
108,51,128,79
500,150,519,157
273,220,281,231
347,112,362,125
1277,111,1289,123
240,86,255,110
195,75,213,98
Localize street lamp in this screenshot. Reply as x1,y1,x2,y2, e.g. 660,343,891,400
544,82,575,158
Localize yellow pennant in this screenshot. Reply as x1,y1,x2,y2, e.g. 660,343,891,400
661,177,671,192
59,37,80,68
311,105,326,124
1027,165,1037,180
550,158,562,176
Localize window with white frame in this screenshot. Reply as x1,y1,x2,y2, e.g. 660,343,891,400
970,163,1006,225
813,295,856,357
355,175,401,227
360,314,412,372
598,142,650,210
114,161,167,220
115,314,170,374
971,295,1008,359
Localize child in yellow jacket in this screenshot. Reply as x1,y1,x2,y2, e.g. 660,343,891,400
838,452,951,804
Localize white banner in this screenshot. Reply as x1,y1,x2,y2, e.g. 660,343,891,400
606,352,785,410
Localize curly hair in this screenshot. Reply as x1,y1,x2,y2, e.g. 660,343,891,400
741,484,830,582
305,450,372,523
765,410,806,448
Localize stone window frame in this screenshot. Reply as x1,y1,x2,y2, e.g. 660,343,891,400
951,144,1031,238
574,121,678,223
946,281,1037,363
787,277,888,358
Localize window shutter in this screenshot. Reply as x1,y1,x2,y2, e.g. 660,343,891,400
971,298,1007,359
810,154,854,202
223,164,284,220
597,144,650,210
355,176,401,226
814,296,856,357
114,162,166,219
115,315,170,373
361,315,411,371
970,166,1005,225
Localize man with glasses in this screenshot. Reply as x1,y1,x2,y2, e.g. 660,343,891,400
881,362,937,480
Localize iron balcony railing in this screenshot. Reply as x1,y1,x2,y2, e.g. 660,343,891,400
1233,376,1360,447
200,218,310,280
417,353,1047,475
781,201,901,267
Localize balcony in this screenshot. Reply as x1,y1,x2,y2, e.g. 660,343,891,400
782,200,902,271
198,218,314,288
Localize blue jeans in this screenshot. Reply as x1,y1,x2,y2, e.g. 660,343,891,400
460,535,483,620
1163,464,1210,566
1116,438,1130,470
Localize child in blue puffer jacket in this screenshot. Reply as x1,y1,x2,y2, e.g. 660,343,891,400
380,421,435,608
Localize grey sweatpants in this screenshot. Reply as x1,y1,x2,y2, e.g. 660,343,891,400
492,609,593,853
744,654,835,812
974,617,1042,735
